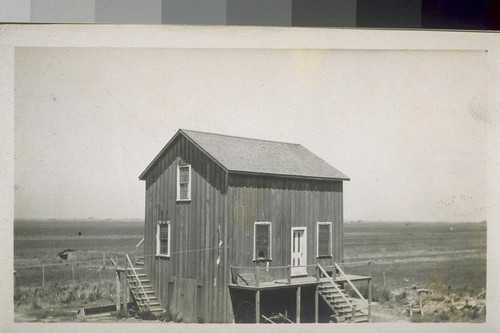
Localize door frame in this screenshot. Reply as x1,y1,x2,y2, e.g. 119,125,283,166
291,227,307,276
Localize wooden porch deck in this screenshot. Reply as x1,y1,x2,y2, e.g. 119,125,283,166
229,264,372,323
228,274,371,290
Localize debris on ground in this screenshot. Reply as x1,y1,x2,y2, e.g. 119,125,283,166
390,284,486,321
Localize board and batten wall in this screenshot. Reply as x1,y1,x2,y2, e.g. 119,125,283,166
143,134,345,322
143,134,233,323
228,175,344,278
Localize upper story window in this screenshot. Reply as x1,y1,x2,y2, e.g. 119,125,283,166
253,222,272,261
156,220,171,257
317,222,332,258
176,164,191,201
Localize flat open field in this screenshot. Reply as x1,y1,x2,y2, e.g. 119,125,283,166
343,221,486,322
343,221,486,292
14,220,144,321
13,220,486,322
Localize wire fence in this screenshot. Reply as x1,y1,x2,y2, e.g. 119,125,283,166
14,244,229,289
14,250,143,289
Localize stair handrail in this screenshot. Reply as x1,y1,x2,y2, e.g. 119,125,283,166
334,262,369,306
317,263,353,309
125,253,151,309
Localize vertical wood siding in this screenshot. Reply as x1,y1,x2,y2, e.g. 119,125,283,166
144,135,231,323
228,175,344,278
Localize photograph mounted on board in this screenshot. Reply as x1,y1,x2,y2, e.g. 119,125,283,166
7,25,495,326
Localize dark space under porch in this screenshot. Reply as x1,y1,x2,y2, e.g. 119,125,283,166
229,286,335,323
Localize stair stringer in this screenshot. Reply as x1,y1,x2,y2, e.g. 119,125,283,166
318,281,368,323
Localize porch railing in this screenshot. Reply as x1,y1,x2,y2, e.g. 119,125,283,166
230,263,323,287
230,260,371,287
317,263,354,308
334,262,369,306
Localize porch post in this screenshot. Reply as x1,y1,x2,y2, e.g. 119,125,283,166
296,287,301,323
123,273,130,309
314,285,319,323
255,290,260,323
255,265,260,288
368,279,372,322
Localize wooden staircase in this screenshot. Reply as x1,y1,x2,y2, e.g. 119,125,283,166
125,255,163,315
316,263,369,323
318,281,368,323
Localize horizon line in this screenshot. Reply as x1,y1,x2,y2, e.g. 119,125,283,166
13,218,487,224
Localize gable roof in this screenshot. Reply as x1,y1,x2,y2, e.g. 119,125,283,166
139,129,349,181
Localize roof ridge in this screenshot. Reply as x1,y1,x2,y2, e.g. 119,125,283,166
180,128,302,146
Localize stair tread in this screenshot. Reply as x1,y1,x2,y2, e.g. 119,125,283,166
320,287,345,292
326,295,348,299
136,290,155,294
131,284,152,288
137,299,159,304
331,304,351,308
127,274,147,278
141,302,160,306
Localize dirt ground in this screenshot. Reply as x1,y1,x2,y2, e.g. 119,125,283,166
369,302,410,323
14,304,410,323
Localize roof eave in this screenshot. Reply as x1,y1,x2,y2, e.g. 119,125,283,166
138,129,183,180
138,129,229,181
227,170,350,182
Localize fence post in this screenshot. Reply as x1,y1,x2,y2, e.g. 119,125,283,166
103,252,106,266
72,265,75,284
42,265,45,289
115,270,121,312
368,279,372,321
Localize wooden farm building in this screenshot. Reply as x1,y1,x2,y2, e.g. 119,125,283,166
121,129,372,323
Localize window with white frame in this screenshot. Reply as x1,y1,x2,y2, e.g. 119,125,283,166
254,222,272,261
176,164,191,201
156,220,171,257
317,222,332,258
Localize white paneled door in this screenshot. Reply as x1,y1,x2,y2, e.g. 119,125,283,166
291,227,307,276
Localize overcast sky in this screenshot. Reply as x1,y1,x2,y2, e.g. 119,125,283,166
14,47,488,222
